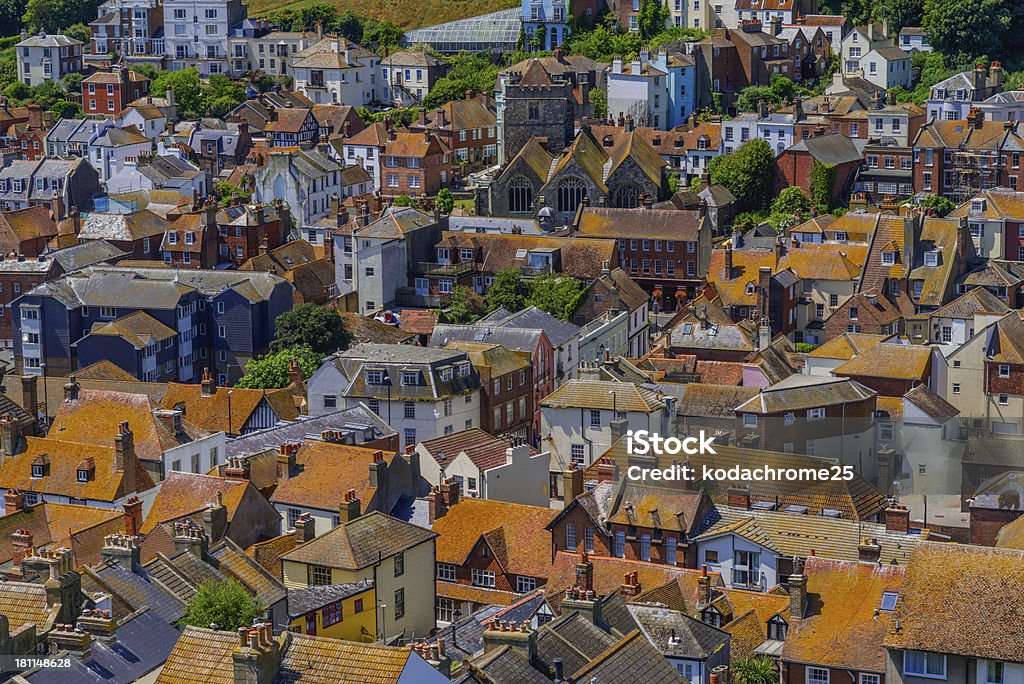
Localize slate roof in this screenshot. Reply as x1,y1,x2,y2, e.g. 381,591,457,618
329,343,480,402
225,406,394,459
535,611,616,675
903,384,959,424
478,306,581,347
788,133,863,164
210,538,287,608
678,383,759,419
459,645,549,684
281,511,436,569
627,604,729,659
83,559,185,623
883,543,1024,661
287,579,373,617
23,608,179,684
569,630,688,683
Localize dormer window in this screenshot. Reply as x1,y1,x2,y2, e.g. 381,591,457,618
439,368,453,382
881,251,895,266
459,248,473,262
924,251,939,267
401,371,419,385
768,615,788,640
746,282,756,296
31,454,49,479
971,199,986,213
76,459,94,482
458,363,471,377
365,369,384,384
701,607,722,627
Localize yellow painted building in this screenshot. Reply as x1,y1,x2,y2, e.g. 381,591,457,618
287,579,377,642
280,511,438,643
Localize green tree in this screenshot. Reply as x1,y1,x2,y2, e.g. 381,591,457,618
637,0,670,41
736,85,776,112
182,579,264,632
441,285,483,324
270,304,352,355
922,0,1017,63
236,345,322,389
3,80,28,101
708,139,775,213
0,0,27,37
207,95,240,118
589,88,608,118
731,657,777,684
50,99,80,119
63,22,88,44
202,74,246,116
214,179,250,204
130,63,159,80
331,11,364,42
436,188,455,215
486,268,531,312
564,24,642,61
60,71,83,93
920,194,956,216
422,52,499,110
392,194,413,207
529,274,588,320
771,186,811,216
299,5,337,31
809,160,837,213
362,19,404,51
30,80,61,108
152,68,203,117
876,0,924,33
22,0,102,33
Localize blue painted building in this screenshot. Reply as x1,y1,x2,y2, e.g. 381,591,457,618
13,266,292,385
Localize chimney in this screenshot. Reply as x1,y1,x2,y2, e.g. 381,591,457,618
71,206,80,236
974,64,986,95
610,417,629,444
27,103,42,131
122,496,143,537
172,519,206,558
165,87,174,108
991,61,1003,91
47,622,92,658
482,620,538,666
858,537,881,563
620,570,641,596
224,455,251,480
368,451,388,503
63,375,80,402
728,487,751,509
697,565,712,607
563,464,584,504
724,246,734,279
885,503,910,533
77,607,117,638
788,574,807,620
287,357,304,390
770,16,781,36
21,375,38,423
99,532,141,569
1,415,20,461
757,99,768,119
560,556,604,626
232,623,281,684
200,368,216,396
114,421,137,495
292,512,315,543
339,488,361,523
277,443,297,480
4,488,24,513
203,492,228,544
10,528,32,569
50,190,63,222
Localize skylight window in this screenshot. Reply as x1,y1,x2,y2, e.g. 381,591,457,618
880,592,898,612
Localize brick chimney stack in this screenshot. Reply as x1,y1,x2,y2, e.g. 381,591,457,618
788,574,807,620
292,512,315,543
114,421,137,495
201,368,216,396
123,496,143,537
1,415,20,461
339,488,361,523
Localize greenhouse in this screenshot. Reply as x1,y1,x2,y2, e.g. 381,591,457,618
402,8,523,54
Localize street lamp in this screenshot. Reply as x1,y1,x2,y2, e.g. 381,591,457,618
608,389,618,417
226,390,233,436
451,608,462,650
378,602,388,644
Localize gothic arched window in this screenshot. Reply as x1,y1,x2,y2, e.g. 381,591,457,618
508,176,533,213
556,177,586,213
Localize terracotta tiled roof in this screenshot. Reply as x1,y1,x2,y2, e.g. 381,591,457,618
832,342,932,381
433,498,556,579
723,609,768,660
707,248,777,307
678,384,758,418
418,427,535,473
281,511,436,570
279,631,418,684
575,207,704,241
269,441,384,513
884,543,1024,661
460,232,617,281
0,502,121,565
908,217,961,308
0,436,155,503
693,361,746,386
73,360,144,381
154,626,241,684
245,533,297,581
950,189,1024,220
806,332,888,360
53,388,203,464
547,552,695,611
398,309,438,336
782,558,904,672
606,481,707,534
140,473,248,535
265,108,315,134
160,383,299,434
436,580,519,606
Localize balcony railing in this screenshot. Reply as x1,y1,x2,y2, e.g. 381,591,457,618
412,261,477,277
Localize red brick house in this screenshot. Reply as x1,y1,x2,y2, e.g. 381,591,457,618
823,289,905,340
15,104,52,161
216,201,289,268
382,129,450,197
161,200,219,269
82,69,150,117
408,94,497,175
774,133,862,202
433,497,556,617
548,478,713,570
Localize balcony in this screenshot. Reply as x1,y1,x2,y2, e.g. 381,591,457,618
413,261,477,277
